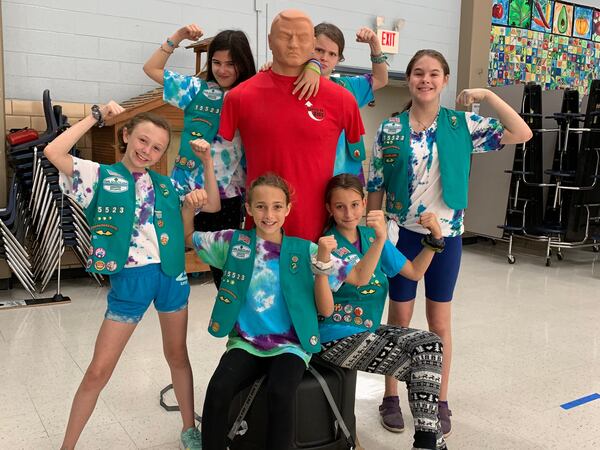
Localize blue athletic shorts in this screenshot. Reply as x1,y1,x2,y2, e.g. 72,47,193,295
106,263,190,323
388,227,462,302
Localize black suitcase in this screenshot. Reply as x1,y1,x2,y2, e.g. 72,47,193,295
227,357,357,450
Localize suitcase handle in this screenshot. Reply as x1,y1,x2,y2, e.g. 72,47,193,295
308,365,356,449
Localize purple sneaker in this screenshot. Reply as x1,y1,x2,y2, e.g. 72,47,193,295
438,401,452,437
378,395,405,433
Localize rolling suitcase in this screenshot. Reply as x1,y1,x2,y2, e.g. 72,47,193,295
227,357,357,450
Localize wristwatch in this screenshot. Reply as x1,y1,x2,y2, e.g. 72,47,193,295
91,105,105,128
421,234,445,253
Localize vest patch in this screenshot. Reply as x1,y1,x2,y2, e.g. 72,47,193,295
106,261,117,272
231,244,251,260
103,175,128,193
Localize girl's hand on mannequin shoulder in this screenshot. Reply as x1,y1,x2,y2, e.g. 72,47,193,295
190,139,212,164
417,212,442,239
456,88,489,106
365,210,387,241
184,189,208,211
317,236,337,262
99,101,125,121
172,24,203,45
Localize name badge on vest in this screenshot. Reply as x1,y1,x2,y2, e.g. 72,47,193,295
383,122,402,135
202,87,223,101
102,175,128,193
231,244,251,260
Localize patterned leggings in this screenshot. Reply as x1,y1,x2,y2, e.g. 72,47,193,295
319,325,443,436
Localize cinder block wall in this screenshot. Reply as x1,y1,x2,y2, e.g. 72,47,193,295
5,100,93,159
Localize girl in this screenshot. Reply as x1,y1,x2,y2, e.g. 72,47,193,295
45,101,219,450
316,173,446,450
313,22,389,180
144,24,320,288
182,173,376,450
366,49,533,436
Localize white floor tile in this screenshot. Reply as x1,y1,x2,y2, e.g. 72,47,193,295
2,243,600,449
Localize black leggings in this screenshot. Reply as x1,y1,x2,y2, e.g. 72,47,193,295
201,348,306,450
194,196,243,288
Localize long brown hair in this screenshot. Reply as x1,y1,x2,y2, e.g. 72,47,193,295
314,22,345,62
117,112,171,153
206,30,256,88
323,173,364,232
402,49,450,112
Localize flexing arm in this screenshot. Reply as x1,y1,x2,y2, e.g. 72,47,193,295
397,212,441,281
456,88,533,144
44,101,124,176
189,139,221,213
143,24,204,85
344,210,386,286
182,189,208,247
314,235,338,317
356,27,388,91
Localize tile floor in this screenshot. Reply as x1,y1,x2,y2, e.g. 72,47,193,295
1,241,599,449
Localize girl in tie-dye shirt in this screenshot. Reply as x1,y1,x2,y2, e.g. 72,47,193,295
366,49,532,437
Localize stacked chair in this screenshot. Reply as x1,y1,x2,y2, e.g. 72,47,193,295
3,89,102,298
498,80,600,265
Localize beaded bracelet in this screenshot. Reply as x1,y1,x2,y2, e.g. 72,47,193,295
370,52,388,64
159,43,174,55
165,38,178,49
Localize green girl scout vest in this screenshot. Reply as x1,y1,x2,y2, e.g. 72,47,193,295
208,229,321,353
380,107,473,216
331,76,366,165
174,80,224,172
83,162,185,277
321,226,388,333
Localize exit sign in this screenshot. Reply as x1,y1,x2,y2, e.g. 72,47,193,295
377,29,399,54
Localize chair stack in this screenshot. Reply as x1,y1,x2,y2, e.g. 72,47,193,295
4,89,102,295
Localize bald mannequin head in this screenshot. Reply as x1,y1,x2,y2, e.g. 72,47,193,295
268,9,315,76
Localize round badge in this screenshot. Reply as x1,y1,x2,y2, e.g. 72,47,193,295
187,159,195,169
334,304,342,312
369,237,374,243
94,261,105,271
211,321,220,333
354,307,363,317
343,314,352,323
106,261,117,272
309,335,319,346
175,155,181,163
160,233,169,246
332,313,342,322
291,256,299,262
180,157,187,165
364,319,373,328
95,248,106,259
344,304,353,314
354,317,363,325
354,149,360,157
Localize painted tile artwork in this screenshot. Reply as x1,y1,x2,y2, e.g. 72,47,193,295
489,1,600,96
553,2,573,36
492,0,510,26
531,0,553,32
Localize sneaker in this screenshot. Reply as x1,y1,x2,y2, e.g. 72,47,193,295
180,426,202,450
438,401,452,437
378,395,405,433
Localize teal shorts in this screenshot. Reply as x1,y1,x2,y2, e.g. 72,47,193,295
106,263,190,324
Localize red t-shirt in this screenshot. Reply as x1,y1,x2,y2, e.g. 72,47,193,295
219,70,365,242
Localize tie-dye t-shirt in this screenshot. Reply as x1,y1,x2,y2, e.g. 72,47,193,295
163,70,245,199
59,157,183,267
192,230,355,365
367,113,504,237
